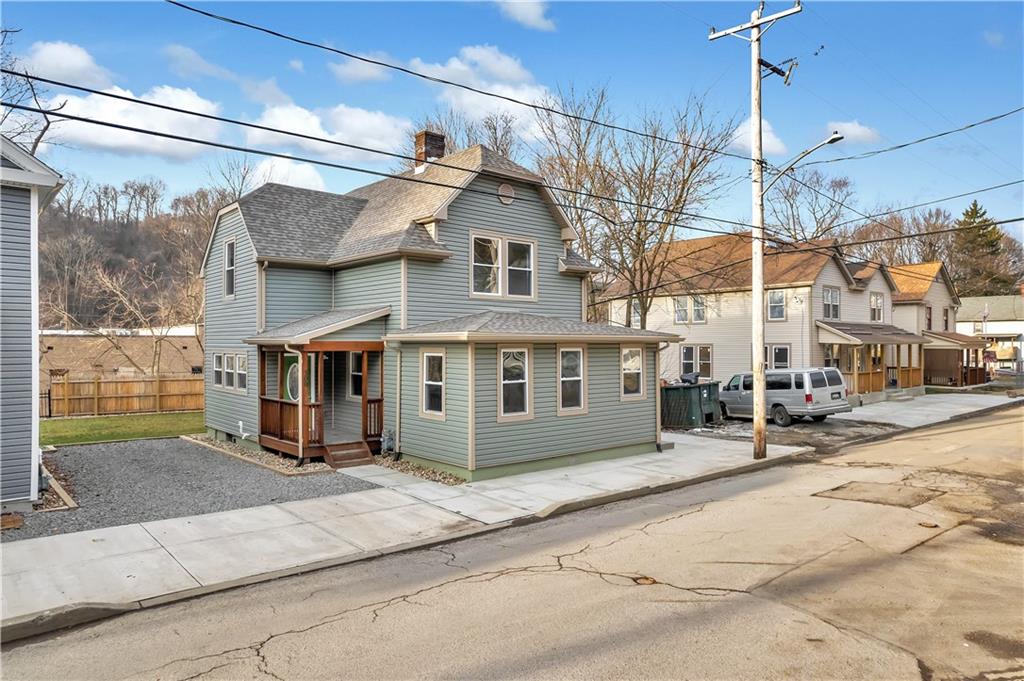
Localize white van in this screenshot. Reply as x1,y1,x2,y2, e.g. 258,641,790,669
719,367,853,426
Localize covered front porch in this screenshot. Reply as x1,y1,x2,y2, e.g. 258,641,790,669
816,320,929,395
246,307,390,467
921,331,989,387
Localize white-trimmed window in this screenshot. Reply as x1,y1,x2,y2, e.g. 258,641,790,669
500,348,530,418
823,286,840,320
764,344,791,369
692,295,706,323
558,347,585,413
506,240,534,297
236,353,247,390
422,352,445,417
943,307,949,331
870,292,884,322
925,306,933,330
472,235,502,295
348,351,363,398
224,239,236,298
213,354,223,386
630,299,642,327
674,296,689,323
681,344,712,378
224,354,236,388
768,290,786,321
621,346,644,398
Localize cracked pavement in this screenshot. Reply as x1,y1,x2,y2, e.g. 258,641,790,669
3,407,1021,681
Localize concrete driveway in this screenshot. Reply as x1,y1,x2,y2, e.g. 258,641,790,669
831,391,1021,428
5,407,1020,681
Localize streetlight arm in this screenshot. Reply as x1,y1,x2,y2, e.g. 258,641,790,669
762,131,843,196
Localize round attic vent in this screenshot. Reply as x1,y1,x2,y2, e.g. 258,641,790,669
497,183,516,205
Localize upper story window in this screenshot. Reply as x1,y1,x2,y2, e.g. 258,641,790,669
870,292,884,322
768,290,786,321
823,286,840,320
943,308,949,331
674,297,689,323
630,300,642,327
692,295,706,323
471,234,536,299
673,295,706,324
925,306,933,330
621,346,644,399
223,239,236,298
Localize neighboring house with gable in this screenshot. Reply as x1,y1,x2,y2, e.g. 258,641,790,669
888,261,987,386
956,285,1024,373
605,233,930,404
1,136,64,510
201,131,676,480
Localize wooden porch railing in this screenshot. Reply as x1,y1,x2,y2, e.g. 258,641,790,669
842,370,885,394
260,397,322,445
364,397,384,441
887,366,924,389
964,367,987,386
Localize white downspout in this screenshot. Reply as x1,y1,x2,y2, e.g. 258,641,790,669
284,343,303,464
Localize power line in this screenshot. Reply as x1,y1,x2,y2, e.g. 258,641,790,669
163,0,755,163
795,106,1024,169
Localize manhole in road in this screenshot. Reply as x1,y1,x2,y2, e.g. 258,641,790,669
813,481,943,508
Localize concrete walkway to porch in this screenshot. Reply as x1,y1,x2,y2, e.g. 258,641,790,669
3,437,803,639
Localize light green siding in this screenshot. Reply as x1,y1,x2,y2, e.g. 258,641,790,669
265,266,332,327
333,259,403,332
318,317,387,341
406,176,584,327
204,208,259,438
396,343,470,467
473,343,659,468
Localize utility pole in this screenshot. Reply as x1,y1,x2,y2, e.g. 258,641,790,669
709,1,802,460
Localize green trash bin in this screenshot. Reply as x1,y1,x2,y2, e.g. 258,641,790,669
661,382,721,429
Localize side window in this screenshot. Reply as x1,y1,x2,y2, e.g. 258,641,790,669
810,371,827,388
223,240,236,298
558,347,585,413
630,299,642,327
825,369,844,387
472,236,502,295
422,351,445,418
925,306,933,330
794,373,804,389
681,345,695,374
727,375,741,391
674,296,689,323
500,348,531,418
621,347,644,398
766,374,792,391
224,354,235,388
236,353,247,390
870,292,884,322
772,345,790,369
349,351,364,398
213,353,223,386
768,290,786,320
742,375,753,391
823,286,840,320
943,308,949,331
506,240,534,297
692,295,706,323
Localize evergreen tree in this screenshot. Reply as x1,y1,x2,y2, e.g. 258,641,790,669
949,201,1017,296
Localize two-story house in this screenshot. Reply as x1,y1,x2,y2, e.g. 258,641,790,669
888,261,987,386
201,131,676,480
956,284,1024,374
606,233,931,404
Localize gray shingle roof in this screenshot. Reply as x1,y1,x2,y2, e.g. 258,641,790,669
233,145,544,267
959,295,1024,321
560,249,600,274
245,306,390,344
386,311,677,341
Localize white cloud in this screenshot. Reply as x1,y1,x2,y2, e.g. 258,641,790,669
497,1,556,31
982,30,1004,47
46,86,222,160
163,44,290,105
730,117,787,156
328,53,392,83
828,120,880,144
288,59,304,73
21,41,112,88
244,102,412,163
256,158,325,191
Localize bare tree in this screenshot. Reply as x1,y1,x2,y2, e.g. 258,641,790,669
766,168,855,241
39,231,98,329
845,207,955,264
1,28,67,153
396,107,523,170
208,154,261,201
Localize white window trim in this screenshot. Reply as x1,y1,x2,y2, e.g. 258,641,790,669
419,347,446,421
869,292,884,322
223,238,236,300
767,290,787,321
224,353,236,389
505,238,537,300
497,345,534,422
468,232,538,302
470,233,503,298
765,343,791,369
673,296,689,324
630,299,642,327
823,286,841,320
557,345,588,416
620,345,646,401
213,353,223,386
690,295,707,324
681,344,713,378
235,353,247,391
347,351,364,401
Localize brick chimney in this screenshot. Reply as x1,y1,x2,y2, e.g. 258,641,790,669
415,130,445,167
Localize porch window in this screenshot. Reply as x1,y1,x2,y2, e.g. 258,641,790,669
224,354,235,388
621,346,644,399
507,240,534,297
823,286,840,320
499,348,530,418
223,239,235,298
692,295,706,323
348,351,363,399
823,344,839,368
558,347,585,413
472,236,502,295
674,297,689,323
422,352,445,417
870,292,884,322
681,345,712,378
768,290,786,320
213,353,223,386
236,353,247,390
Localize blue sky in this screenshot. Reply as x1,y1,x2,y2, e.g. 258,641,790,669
6,1,1023,239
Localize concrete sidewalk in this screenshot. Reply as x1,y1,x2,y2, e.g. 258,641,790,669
831,392,1021,428
2,437,803,638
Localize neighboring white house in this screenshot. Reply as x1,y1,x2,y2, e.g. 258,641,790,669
606,233,931,401
956,285,1024,373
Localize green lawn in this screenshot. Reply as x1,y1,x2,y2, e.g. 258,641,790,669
40,411,206,446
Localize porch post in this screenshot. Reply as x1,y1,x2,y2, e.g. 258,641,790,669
919,344,926,387
852,346,860,395
897,344,904,388
297,348,305,464
360,350,369,442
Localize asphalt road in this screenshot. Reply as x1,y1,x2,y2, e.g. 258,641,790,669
4,407,1022,681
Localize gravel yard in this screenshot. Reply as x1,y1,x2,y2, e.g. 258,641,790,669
2,438,377,542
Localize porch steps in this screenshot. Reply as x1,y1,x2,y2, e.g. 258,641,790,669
323,442,374,469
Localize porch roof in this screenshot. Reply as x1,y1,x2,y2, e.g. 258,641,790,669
816,320,930,346
383,310,680,343
245,306,390,345
921,330,988,349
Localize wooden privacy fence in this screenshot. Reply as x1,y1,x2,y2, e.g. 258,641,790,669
43,375,204,417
